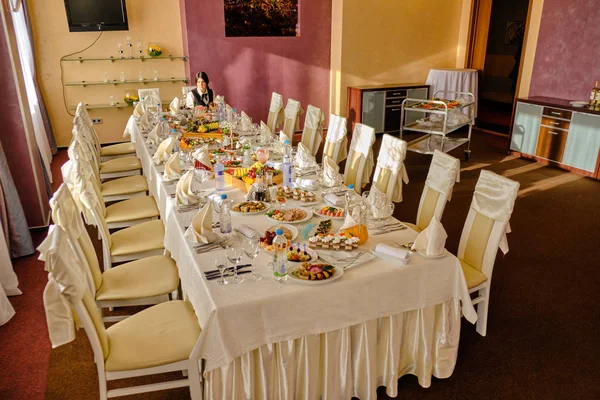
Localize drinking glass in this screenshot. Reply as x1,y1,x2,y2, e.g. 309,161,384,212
215,256,228,285
243,238,262,281
109,96,116,106
137,41,143,57
226,247,244,284
117,41,123,58
138,71,144,82
120,72,126,82
103,72,109,83
256,147,269,164
153,70,159,82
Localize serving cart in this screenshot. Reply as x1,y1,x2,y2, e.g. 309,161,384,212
400,90,475,161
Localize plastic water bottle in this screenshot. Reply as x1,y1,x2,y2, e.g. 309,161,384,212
282,140,293,188
171,129,179,153
272,229,288,283
345,184,355,217
219,194,232,236
214,155,225,191
154,103,162,124
140,96,146,112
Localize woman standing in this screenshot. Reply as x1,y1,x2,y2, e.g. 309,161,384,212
186,71,215,107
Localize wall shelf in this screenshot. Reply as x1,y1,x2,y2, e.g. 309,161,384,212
63,55,188,63
69,99,172,111
65,77,189,87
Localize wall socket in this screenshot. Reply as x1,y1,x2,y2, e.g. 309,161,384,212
91,118,103,124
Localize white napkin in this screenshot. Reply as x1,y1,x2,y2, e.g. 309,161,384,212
339,206,359,231
279,130,290,144
374,244,410,260
133,102,144,119
295,142,316,169
184,202,217,244
152,136,174,165
192,146,212,170
411,217,447,256
169,97,180,115
140,110,150,131
260,121,273,143
368,185,388,218
163,152,182,180
226,104,233,122
295,178,319,191
241,111,252,131
321,155,340,187
235,224,260,240
147,119,170,146
176,170,201,205
324,193,343,207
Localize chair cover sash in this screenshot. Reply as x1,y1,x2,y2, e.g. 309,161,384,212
348,124,375,188
300,105,324,156
324,114,348,163
282,98,304,136
470,170,519,254
374,135,408,202
425,150,460,200
267,92,284,132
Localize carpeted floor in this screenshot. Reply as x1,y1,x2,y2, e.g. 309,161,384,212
1,130,599,399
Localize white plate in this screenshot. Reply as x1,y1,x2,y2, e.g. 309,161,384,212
313,206,346,220
317,249,376,269
570,101,588,108
287,264,344,285
370,249,410,265
286,245,318,263
266,223,298,241
265,208,313,224
231,202,270,216
416,249,446,259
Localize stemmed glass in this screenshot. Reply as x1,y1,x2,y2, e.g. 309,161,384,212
226,247,243,284
243,237,262,281
214,256,228,285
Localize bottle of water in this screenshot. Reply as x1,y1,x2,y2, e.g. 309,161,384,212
282,143,293,189
214,155,225,191
219,194,232,236
154,103,162,124
345,184,355,217
272,228,288,283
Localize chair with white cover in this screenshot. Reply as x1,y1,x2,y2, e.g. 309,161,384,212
372,134,409,203
138,88,162,107
182,86,196,96
48,185,178,322
405,150,460,232
39,226,202,400
300,105,325,157
281,98,304,137
322,114,348,164
343,123,376,194
266,92,284,132
75,103,136,161
457,170,519,336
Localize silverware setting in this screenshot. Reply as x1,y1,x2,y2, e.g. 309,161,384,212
204,264,251,277
194,238,230,254
342,251,365,270
371,226,407,235
206,270,252,281
177,204,200,213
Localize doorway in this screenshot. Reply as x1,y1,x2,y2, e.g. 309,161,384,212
468,0,530,135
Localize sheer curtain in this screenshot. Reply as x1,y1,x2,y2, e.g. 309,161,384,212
10,0,53,181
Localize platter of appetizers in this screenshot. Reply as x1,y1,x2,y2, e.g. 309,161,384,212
288,262,343,285
231,201,269,215
314,206,345,219
266,208,312,224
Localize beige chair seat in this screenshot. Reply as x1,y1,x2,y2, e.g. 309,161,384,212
105,196,159,224
99,156,142,174
110,220,165,256
100,142,136,157
101,176,148,196
105,300,201,372
96,256,178,301
404,222,422,233
460,260,488,289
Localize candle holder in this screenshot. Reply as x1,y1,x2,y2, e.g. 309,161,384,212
153,70,159,82
109,96,116,106
120,72,126,83
138,71,144,82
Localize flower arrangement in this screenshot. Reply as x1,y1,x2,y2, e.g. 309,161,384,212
147,45,163,57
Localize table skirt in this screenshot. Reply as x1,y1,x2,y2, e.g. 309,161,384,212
203,298,461,400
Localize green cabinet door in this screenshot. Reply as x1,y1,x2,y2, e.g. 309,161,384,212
510,102,542,155
562,112,600,172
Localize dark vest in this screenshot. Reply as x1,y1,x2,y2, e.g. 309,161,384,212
191,88,213,107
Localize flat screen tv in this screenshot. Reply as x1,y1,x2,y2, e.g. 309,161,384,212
64,0,128,32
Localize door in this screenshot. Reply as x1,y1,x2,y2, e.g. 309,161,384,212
362,91,385,133
510,102,542,154
562,113,600,172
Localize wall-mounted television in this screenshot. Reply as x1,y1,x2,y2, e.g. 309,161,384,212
64,0,129,32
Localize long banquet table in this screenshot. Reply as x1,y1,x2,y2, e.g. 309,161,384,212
131,124,477,400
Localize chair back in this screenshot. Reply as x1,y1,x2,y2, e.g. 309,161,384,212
415,150,460,230
181,86,196,96
457,170,519,280
138,88,161,107
282,98,304,136
267,92,284,132
40,226,109,364
373,134,408,202
344,123,375,193
300,105,324,156
323,114,348,163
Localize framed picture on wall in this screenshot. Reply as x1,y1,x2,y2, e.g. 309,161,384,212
224,0,299,37
505,21,525,45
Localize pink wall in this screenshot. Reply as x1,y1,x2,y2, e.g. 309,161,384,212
529,0,600,100
179,0,332,127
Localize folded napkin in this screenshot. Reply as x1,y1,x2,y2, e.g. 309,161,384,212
279,130,290,144
133,102,144,119
192,146,212,170
295,142,317,169
241,111,252,131
163,152,182,180
184,202,217,244
176,170,201,205
295,178,319,191
321,155,340,187
260,121,273,144
339,206,359,231
140,110,151,131
374,244,410,260
169,97,180,115
152,136,174,165
324,193,343,207
235,224,261,240
411,216,447,256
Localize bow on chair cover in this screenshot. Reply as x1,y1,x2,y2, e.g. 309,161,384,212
324,114,348,163
267,92,284,132
374,135,409,202
301,105,325,156
470,170,519,254
425,150,460,200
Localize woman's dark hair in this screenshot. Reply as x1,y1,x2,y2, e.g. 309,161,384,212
196,71,210,86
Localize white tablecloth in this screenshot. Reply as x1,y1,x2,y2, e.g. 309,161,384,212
132,124,477,398
426,68,479,117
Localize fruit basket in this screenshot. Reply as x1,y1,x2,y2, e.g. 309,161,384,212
224,163,282,193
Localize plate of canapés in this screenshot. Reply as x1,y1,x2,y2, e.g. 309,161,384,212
288,262,343,284
314,205,345,219
266,208,312,224
231,201,270,215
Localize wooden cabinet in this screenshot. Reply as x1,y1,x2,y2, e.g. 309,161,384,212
347,83,428,135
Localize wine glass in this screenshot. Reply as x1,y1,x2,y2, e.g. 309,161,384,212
226,247,243,284
243,237,262,281
214,256,228,285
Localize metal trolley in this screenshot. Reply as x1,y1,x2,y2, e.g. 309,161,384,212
400,90,475,161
